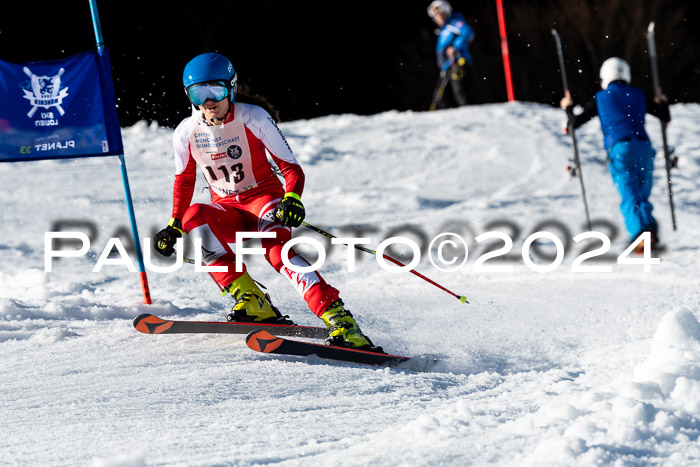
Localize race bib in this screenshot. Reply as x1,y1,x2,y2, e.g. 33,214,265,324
189,106,258,196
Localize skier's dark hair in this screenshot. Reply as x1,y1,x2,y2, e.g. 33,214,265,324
236,83,280,123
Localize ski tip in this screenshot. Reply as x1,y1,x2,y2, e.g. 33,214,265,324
133,313,172,334
133,313,155,328
551,28,557,35
246,330,284,353
648,21,655,33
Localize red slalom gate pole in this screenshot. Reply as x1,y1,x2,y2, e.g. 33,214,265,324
495,0,515,102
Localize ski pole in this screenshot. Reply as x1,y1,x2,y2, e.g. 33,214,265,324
429,56,457,111
429,70,450,111
301,221,468,304
552,29,592,231
183,256,227,294
183,256,273,296
646,21,677,231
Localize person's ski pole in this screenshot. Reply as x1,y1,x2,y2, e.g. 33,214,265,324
429,53,465,111
429,61,452,111
301,221,468,304
552,29,592,231
183,256,227,294
183,256,272,296
646,21,677,231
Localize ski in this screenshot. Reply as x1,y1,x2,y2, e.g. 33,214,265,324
133,313,329,339
646,21,677,230
552,29,593,231
245,330,411,367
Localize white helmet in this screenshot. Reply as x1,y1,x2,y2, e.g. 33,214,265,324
427,0,452,18
599,57,631,89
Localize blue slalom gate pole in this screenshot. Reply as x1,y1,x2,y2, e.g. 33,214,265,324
117,153,152,304
89,0,152,304
89,0,105,52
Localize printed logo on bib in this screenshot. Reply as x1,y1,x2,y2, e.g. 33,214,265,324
227,145,243,159
189,106,259,196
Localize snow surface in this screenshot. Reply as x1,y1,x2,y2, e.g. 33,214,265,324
1,102,700,466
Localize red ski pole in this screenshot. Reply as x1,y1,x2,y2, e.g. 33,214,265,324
301,222,468,304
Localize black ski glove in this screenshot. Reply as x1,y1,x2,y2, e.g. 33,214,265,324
154,218,183,257
275,193,305,228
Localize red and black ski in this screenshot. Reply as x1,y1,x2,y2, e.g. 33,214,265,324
133,313,329,339
245,330,411,367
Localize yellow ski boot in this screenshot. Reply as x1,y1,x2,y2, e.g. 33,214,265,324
224,272,292,324
320,299,377,350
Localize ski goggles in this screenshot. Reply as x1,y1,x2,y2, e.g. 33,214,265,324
186,80,230,106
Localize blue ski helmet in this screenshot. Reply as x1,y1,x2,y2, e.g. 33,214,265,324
182,53,238,102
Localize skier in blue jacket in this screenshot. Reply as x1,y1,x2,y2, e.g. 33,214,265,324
427,0,475,107
560,57,670,252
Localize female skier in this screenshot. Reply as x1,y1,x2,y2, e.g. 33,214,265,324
154,53,375,349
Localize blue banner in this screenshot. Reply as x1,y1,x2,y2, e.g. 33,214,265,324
0,49,123,162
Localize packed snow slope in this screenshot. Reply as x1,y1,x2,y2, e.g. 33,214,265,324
1,102,700,466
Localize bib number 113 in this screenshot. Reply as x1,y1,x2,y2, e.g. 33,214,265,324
205,163,245,183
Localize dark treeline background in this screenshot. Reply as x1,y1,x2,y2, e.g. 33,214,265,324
1,0,697,127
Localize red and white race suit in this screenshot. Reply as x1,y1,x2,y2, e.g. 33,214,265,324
170,102,339,316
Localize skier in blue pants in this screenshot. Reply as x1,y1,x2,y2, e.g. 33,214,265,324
560,57,670,251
